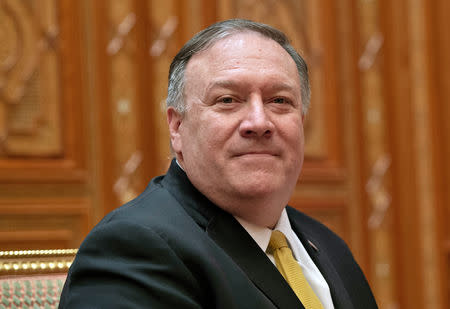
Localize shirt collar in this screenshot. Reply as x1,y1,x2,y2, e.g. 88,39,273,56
235,208,293,253
175,159,184,170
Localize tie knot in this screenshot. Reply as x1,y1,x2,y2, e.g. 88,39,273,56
268,230,289,253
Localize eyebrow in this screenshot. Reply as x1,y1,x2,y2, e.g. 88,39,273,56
206,79,299,93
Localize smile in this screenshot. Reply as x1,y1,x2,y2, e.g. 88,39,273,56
234,152,279,157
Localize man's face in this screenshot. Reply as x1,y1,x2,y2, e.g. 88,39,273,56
168,32,305,215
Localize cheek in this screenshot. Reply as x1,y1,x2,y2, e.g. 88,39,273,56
279,121,305,159
182,119,223,156
199,113,236,142
279,117,304,140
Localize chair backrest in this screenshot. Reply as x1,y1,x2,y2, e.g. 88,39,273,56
0,249,77,309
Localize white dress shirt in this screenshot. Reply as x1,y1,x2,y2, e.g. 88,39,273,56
235,209,335,309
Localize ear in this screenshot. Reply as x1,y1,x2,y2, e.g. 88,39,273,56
167,107,183,155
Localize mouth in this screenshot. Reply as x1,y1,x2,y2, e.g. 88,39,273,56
233,151,279,158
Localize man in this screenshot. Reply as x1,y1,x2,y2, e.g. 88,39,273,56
60,19,377,308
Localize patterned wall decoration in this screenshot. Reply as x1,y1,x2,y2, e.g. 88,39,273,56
356,0,398,307
0,0,61,157
148,0,179,172
107,1,141,204
0,0,86,182
0,0,89,253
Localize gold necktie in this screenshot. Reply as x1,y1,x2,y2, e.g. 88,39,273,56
268,230,324,309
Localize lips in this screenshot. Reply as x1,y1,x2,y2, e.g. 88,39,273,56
233,151,279,157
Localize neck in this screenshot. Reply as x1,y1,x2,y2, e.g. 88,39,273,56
214,195,286,229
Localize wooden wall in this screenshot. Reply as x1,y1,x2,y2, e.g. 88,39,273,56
0,0,448,308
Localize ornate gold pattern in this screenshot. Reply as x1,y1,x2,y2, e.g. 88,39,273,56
366,154,392,229
107,12,136,55
149,16,178,57
0,249,77,275
358,0,398,307
108,0,141,204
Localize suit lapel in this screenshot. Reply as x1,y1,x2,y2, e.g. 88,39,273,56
287,207,354,309
163,161,303,308
207,210,304,309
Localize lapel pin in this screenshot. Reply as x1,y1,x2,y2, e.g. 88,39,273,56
307,240,319,252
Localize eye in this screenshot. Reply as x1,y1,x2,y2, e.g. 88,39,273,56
272,97,288,104
220,97,234,103
214,95,240,109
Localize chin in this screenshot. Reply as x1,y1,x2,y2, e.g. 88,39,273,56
223,162,299,197
229,158,282,174
240,186,279,198
231,176,285,198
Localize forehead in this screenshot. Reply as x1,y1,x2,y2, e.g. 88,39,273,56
184,32,300,85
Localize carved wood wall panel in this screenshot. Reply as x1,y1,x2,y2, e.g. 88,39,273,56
430,0,450,307
147,0,179,173
0,0,61,157
354,0,398,306
378,0,448,307
0,0,91,255
0,198,90,250
0,0,86,182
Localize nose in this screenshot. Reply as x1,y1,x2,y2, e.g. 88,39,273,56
238,97,274,138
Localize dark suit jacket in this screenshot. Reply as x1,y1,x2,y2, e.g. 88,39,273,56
59,160,378,308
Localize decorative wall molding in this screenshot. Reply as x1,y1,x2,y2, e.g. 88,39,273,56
0,198,90,250
0,0,87,182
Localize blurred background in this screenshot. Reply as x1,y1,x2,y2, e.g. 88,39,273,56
0,0,448,308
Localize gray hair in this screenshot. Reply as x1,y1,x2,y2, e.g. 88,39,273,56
166,19,310,115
